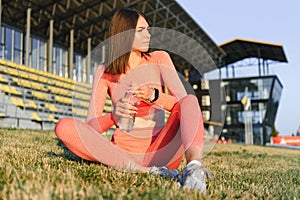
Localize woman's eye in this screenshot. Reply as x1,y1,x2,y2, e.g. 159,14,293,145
147,28,151,34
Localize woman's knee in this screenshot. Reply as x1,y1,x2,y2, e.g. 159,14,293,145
55,118,76,140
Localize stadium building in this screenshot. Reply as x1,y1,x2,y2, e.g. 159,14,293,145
0,0,287,145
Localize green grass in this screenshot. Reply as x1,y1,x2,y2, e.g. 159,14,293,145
0,128,299,199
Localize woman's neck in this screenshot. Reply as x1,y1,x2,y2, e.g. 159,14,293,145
128,50,142,69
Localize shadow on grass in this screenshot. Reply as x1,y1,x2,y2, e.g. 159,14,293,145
47,138,92,163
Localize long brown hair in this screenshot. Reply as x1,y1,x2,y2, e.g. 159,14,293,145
105,8,149,74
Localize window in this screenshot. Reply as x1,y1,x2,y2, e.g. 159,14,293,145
31,37,38,68
13,30,22,64
39,40,46,71
75,53,82,81
56,47,61,75
5,27,12,60
61,49,67,77
52,46,57,74
0,26,4,59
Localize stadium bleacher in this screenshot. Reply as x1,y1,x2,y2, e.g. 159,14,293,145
0,58,171,133
0,59,113,130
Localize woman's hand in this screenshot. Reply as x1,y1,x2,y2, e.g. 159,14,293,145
113,95,138,120
130,84,155,103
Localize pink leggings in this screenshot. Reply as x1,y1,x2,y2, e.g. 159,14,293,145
55,94,204,170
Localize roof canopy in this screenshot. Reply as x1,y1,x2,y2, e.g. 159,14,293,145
219,38,288,67
1,0,225,72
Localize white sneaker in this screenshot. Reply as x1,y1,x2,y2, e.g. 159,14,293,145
180,161,213,192
149,166,179,180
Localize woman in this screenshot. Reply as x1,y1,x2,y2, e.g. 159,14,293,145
55,8,211,192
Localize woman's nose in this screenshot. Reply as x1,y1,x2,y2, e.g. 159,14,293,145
145,29,151,38
145,32,151,39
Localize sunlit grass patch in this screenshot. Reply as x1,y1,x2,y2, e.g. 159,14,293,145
0,128,299,199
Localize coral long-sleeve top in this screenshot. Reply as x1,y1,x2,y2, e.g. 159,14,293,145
86,51,187,153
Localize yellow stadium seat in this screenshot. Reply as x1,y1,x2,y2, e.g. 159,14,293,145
0,112,5,117
17,64,26,71
26,100,38,109
18,79,31,88
31,82,47,91
1,85,22,96
0,59,6,65
104,105,112,113
105,98,112,106
6,60,17,68
32,91,50,101
54,95,72,105
45,103,59,112
72,107,87,116
32,112,42,122
48,114,59,123
12,77,19,83
79,101,89,108
0,65,5,72
6,68,18,76
19,71,29,79
10,97,25,107
38,76,49,84
0,74,8,83
29,74,39,81
0,84,4,92
0,85,9,93
11,86,22,95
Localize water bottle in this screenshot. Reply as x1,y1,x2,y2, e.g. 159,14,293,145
118,90,139,132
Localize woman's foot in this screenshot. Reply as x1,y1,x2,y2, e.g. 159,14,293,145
180,160,213,192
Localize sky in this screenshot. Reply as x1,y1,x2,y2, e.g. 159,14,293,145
176,0,300,135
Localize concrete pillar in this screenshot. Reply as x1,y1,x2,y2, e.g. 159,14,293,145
25,8,31,66
48,19,54,73
0,0,2,59
0,0,2,29
69,29,74,80
86,37,91,84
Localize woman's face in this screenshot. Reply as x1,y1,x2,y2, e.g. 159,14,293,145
132,16,151,53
